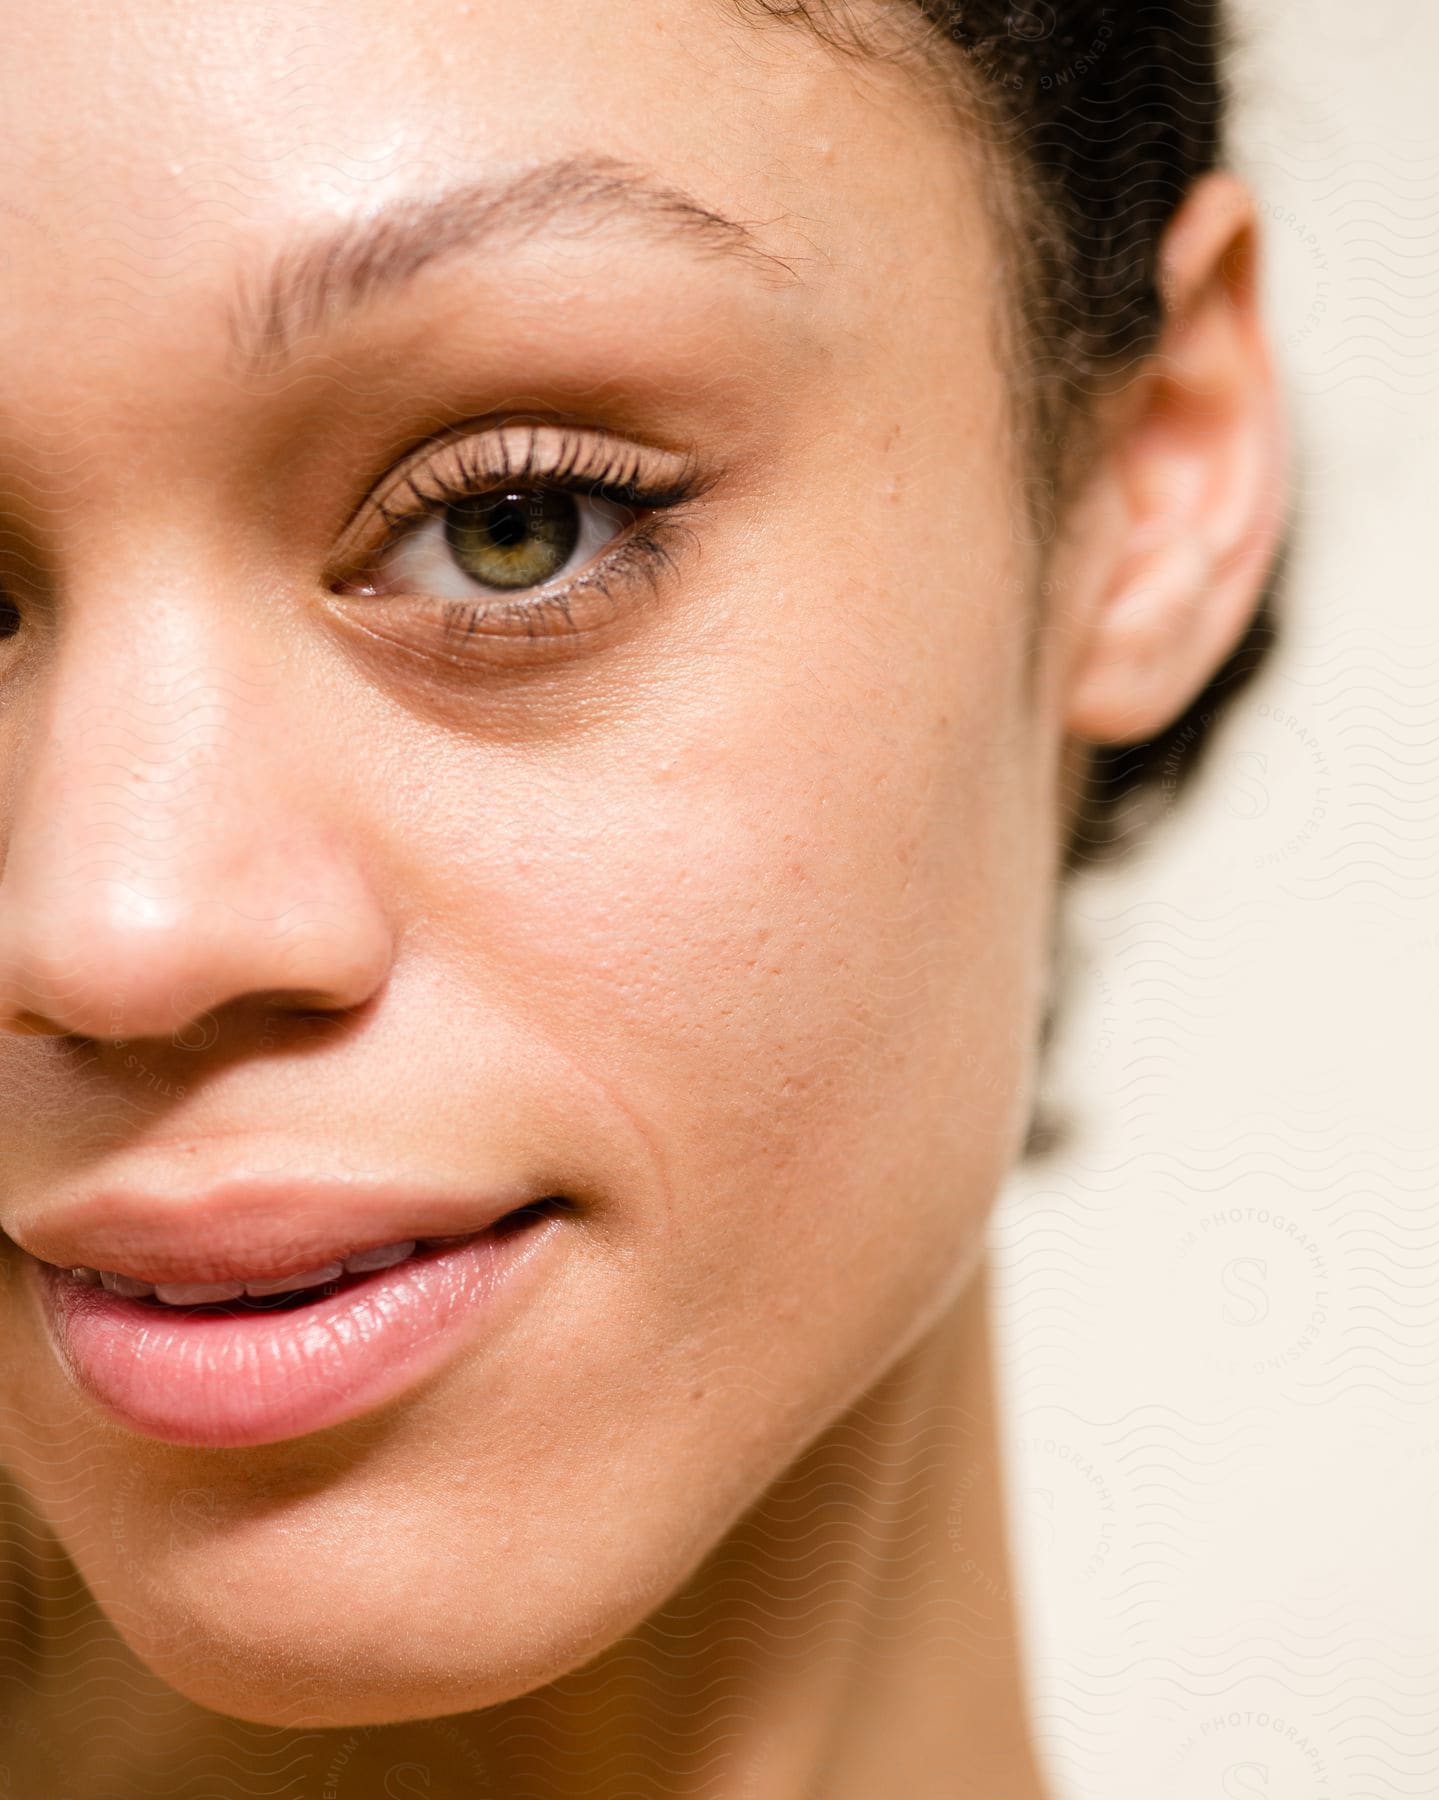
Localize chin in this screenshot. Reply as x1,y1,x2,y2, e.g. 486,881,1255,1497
140,1657,546,1731
103,1587,607,1728
74,1482,682,1730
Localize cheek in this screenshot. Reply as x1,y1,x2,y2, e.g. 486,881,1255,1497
416,546,1046,1372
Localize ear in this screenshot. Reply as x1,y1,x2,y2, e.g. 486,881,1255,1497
1058,172,1288,747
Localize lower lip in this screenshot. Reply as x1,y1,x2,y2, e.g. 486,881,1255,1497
32,1217,560,1449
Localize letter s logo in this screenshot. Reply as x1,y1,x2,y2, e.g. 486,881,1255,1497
1224,750,1271,821
1009,475,1058,547
167,1486,216,1554
384,1765,432,1799
1223,1761,1270,1797
1028,1485,1056,1549
1221,1258,1269,1327
1007,2,1056,40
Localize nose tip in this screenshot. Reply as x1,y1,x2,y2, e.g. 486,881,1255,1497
0,663,394,1047
0,873,392,1043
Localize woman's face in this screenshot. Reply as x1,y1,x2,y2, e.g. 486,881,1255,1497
0,0,1069,1724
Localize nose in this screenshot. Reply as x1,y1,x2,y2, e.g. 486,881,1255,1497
0,606,392,1045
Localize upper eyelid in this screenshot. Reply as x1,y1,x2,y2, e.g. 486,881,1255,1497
333,422,708,565
324,430,718,626
383,450,642,531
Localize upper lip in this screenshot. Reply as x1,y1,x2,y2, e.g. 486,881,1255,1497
5,1173,545,1284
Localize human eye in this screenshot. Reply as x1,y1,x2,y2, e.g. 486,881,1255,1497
326,420,711,666
0,534,38,683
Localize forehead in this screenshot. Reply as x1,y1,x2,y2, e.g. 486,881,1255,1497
0,0,978,304
0,0,1004,503
8,0,776,188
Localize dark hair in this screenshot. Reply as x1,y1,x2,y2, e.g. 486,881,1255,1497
735,0,1282,861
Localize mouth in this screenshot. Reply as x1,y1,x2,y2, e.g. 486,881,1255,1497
27,1196,571,1449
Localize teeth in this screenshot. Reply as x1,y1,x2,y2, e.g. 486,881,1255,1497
101,1271,156,1300
344,1239,415,1273
154,1279,247,1306
242,1262,344,1298
71,1237,430,1305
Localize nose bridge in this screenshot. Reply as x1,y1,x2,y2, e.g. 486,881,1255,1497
0,579,392,1042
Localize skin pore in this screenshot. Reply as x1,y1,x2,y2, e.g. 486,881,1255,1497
0,1,1282,1795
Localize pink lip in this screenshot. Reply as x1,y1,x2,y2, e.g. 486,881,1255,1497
10,1173,544,1285
31,1214,562,1448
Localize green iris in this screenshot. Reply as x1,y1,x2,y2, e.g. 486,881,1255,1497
443,488,580,591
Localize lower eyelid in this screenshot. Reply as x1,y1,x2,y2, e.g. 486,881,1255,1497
330,515,695,673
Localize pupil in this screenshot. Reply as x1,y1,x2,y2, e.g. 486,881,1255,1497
487,498,529,550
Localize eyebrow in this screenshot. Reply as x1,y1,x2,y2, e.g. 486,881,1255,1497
227,153,801,372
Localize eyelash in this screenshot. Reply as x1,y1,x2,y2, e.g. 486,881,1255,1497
345,425,709,650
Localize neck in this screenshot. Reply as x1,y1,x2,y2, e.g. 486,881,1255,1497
9,1259,1051,1800
490,1255,1048,1799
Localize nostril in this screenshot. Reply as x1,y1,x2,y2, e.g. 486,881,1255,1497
3,1007,73,1038
0,767,395,1044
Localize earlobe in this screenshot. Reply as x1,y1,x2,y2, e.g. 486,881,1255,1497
1065,535,1221,744
1061,172,1287,749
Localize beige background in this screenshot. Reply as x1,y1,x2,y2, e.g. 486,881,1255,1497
996,3,1439,1795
